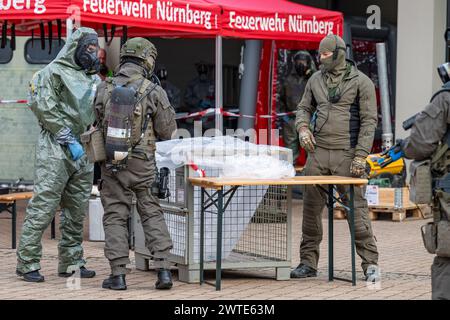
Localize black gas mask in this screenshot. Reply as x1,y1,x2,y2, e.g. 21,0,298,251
295,62,307,77
437,62,450,84
293,52,312,78
75,34,100,75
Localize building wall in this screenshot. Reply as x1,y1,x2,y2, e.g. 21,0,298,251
0,37,42,181
296,0,398,25
395,0,446,140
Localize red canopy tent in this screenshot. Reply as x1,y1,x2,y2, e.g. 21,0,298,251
1,0,343,143
206,0,342,42
0,0,222,37
0,0,68,20
73,0,222,37
0,0,69,37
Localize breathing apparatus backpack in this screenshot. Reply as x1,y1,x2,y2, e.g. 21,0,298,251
102,75,158,172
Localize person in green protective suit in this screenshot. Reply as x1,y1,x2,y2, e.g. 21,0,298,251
279,51,316,164
16,27,101,282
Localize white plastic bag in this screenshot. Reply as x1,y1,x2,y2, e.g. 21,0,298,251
220,155,295,179
155,136,294,177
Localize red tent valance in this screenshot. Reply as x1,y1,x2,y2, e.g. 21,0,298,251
75,0,222,36
0,0,69,20
205,0,343,41
1,0,343,40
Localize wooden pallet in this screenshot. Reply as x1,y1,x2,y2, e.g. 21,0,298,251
333,204,431,222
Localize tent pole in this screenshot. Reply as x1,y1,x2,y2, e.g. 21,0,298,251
237,40,263,139
66,18,73,39
267,40,275,145
215,35,223,134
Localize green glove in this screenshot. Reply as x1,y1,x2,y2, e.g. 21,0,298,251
299,126,316,152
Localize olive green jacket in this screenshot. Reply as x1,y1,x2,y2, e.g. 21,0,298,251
295,61,378,157
403,90,450,160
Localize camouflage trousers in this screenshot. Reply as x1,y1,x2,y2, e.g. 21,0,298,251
100,157,173,275
17,153,93,274
299,147,379,273
432,256,450,300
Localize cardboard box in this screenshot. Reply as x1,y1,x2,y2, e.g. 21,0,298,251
373,187,416,208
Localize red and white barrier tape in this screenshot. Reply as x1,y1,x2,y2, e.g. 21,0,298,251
176,107,295,120
189,163,206,177
0,99,28,104
2,100,295,120
175,108,216,120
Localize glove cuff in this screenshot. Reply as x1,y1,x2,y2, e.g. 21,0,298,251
299,125,309,132
55,127,77,145
354,155,367,160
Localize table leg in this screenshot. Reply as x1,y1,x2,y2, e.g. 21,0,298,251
12,201,17,249
328,185,334,282
216,188,223,291
349,185,356,286
51,217,56,240
200,187,205,285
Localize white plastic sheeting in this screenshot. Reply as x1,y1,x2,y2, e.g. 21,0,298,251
156,136,295,179
155,136,294,262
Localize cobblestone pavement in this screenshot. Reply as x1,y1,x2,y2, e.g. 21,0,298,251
0,199,432,300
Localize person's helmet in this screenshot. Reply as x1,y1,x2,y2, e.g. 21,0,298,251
120,37,158,73
437,62,450,84
293,51,312,63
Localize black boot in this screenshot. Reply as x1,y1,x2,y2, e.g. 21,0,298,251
102,274,127,290
58,266,96,278
155,269,173,290
290,263,317,278
364,264,381,282
16,269,45,282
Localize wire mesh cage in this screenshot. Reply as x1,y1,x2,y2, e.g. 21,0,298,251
197,183,290,265
134,164,292,283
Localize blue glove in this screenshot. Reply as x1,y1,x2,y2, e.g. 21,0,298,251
377,140,404,167
68,141,85,161
387,147,404,162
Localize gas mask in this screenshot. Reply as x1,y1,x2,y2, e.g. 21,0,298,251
437,62,450,84
75,34,100,75
293,52,313,78
295,63,306,77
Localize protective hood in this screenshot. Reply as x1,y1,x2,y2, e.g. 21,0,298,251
54,27,98,70
28,27,100,143
319,34,348,88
